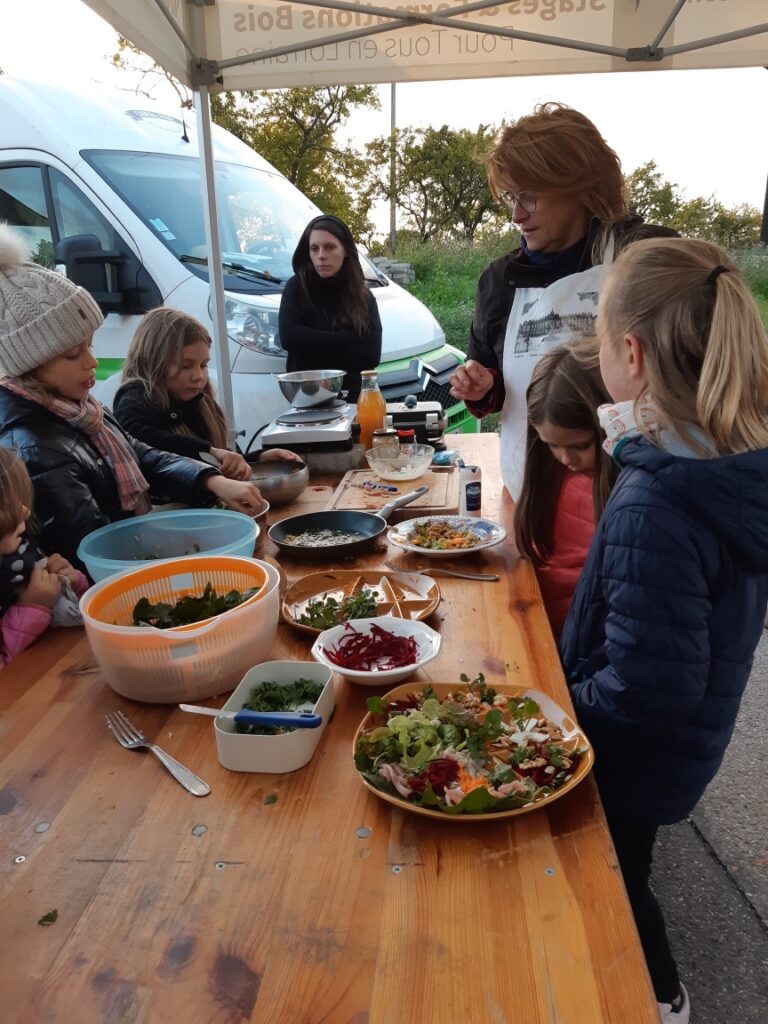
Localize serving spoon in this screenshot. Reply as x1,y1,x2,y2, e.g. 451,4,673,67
384,560,499,582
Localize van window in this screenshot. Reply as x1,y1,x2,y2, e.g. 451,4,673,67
84,151,383,289
49,169,120,254
0,165,54,266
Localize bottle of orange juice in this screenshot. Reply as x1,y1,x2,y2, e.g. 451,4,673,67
357,370,387,450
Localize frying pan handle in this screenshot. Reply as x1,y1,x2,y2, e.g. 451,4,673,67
378,485,429,521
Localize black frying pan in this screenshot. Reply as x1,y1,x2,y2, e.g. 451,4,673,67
268,486,429,560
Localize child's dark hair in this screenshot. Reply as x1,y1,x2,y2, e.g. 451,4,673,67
0,445,34,538
514,339,616,563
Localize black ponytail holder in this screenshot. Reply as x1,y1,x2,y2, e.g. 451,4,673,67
705,264,729,286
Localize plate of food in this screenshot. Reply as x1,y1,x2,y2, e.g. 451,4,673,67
282,570,440,636
353,674,593,820
387,515,506,557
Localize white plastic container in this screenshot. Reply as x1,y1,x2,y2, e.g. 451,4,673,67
215,661,335,773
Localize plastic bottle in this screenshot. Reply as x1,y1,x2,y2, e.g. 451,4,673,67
459,462,482,516
357,370,387,450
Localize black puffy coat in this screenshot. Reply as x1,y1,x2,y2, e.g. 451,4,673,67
113,380,219,460
0,387,217,574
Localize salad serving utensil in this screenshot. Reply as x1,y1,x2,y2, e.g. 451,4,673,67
105,710,210,797
384,560,499,582
179,703,322,729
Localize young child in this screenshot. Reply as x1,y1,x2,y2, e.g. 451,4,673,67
0,446,89,668
560,238,768,1023
114,308,300,480
514,339,616,640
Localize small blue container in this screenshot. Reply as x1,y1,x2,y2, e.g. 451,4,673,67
78,509,258,581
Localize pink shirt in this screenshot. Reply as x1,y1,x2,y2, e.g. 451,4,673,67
534,471,596,641
1,571,88,669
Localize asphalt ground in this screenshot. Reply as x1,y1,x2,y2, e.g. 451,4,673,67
650,631,768,1024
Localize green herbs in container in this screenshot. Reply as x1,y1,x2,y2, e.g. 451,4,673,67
236,678,325,735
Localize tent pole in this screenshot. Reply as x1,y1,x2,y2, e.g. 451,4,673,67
760,173,768,247
389,83,397,258
194,86,237,445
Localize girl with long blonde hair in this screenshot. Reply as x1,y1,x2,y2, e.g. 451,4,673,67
561,237,768,1024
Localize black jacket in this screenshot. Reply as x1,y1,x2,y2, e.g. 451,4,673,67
0,387,217,574
113,380,219,460
278,274,382,401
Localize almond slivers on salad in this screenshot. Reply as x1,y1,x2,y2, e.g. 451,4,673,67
354,674,588,815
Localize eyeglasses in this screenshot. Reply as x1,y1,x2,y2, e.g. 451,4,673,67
498,190,538,214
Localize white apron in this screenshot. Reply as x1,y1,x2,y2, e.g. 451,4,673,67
499,257,612,500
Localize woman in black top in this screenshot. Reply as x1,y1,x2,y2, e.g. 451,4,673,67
278,215,382,402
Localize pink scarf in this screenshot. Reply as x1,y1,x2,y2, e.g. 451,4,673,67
2,380,151,514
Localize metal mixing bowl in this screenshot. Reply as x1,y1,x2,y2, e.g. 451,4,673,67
272,370,345,409
247,456,310,506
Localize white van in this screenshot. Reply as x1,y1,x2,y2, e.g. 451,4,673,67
0,77,473,446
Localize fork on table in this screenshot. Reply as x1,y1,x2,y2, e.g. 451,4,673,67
105,710,211,797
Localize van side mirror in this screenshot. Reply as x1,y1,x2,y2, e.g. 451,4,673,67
53,235,160,315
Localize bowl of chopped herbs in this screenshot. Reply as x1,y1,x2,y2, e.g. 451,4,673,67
214,661,335,773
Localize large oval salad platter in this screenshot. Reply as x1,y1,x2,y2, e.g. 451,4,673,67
387,515,506,557
353,675,593,821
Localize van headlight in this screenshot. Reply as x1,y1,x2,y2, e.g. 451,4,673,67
217,298,286,356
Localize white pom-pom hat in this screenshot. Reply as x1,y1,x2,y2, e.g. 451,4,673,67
0,223,103,376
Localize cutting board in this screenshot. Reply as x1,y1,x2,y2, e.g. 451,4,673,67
325,467,460,522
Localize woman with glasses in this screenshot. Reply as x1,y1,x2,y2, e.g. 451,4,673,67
450,103,669,498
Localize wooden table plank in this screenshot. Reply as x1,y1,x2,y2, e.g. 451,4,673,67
0,434,659,1024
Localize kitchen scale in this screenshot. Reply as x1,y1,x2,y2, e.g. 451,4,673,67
261,398,357,453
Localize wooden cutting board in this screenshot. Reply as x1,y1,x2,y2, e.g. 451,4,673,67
325,467,460,521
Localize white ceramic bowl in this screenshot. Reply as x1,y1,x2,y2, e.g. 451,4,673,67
311,616,441,686
214,660,335,773
365,443,434,482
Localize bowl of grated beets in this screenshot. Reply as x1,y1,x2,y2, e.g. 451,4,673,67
311,616,441,686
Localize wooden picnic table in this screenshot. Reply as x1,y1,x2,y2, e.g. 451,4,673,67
0,433,658,1024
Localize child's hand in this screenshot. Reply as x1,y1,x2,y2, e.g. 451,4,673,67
209,447,252,481
258,448,303,463
449,360,495,403
205,476,265,515
45,553,81,585
18,566,62,609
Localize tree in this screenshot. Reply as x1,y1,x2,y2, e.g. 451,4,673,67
366,124,503,243
210,87,379,239
626,160,762,248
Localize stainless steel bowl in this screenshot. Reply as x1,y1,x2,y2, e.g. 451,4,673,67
247,457,310,506
272,370,345,409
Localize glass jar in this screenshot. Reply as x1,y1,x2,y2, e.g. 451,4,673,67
372,427,398,449
357,370,387,450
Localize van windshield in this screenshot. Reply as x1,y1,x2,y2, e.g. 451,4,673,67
84,151,379,290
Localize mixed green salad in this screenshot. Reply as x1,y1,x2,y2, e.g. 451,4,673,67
354,674,587,815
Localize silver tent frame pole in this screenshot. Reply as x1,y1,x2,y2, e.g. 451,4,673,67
193,85,237,445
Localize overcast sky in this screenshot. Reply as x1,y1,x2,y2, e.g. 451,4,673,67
2,0,766,215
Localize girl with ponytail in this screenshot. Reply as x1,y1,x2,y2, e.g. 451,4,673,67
560,237,768,1024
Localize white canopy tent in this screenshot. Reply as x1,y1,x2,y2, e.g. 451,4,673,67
80,0,768,428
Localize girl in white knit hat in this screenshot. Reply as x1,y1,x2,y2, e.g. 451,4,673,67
0,224,265,575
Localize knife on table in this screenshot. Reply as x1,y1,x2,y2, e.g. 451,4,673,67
179,703,322,729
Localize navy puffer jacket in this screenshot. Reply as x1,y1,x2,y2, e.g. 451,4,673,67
560,437,768,825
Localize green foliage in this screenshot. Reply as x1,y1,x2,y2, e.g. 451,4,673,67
626,160,763,248
210,86,379,238
366,124,506,242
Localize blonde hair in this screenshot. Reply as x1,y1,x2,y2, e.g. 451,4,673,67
122,308,228,449
486,103,626,227
598,238,768,455
0,445,34,538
